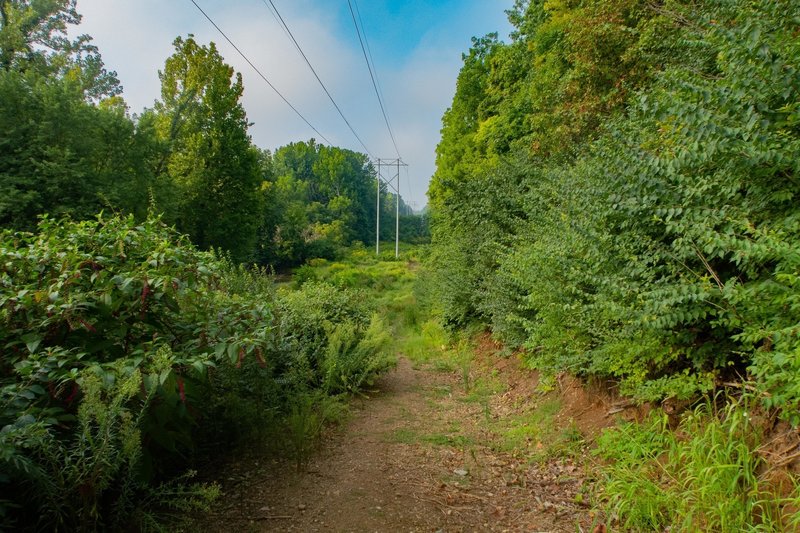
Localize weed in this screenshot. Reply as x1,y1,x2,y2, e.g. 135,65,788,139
387,428,474,448
431,385,452,398
388,428,419,444
463,376,506,404
490,399,562,457
283,392,348,471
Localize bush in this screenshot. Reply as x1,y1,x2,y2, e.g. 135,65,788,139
276,282,371,386
322,315,394,394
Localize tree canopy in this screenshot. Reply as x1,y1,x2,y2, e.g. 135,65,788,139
428,0,800,416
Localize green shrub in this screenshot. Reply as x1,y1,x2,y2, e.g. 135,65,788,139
292,264,318,288
322,314,394,395
0,215,273,527
307,258,328,268
1,350,219,531
277,282,371,380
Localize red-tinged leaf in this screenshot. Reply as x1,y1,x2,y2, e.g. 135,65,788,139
65,383,79,404
255,348,266,369
177,377,186,403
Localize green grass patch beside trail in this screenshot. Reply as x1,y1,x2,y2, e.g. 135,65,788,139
594,397,800,532
387,427,474,448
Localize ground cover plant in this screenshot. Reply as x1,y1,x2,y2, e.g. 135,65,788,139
594,398,800,531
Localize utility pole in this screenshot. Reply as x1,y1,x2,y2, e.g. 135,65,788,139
395,158,400,258
376,158,381,256
373,158,407,258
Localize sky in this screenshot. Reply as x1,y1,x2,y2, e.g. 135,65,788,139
74,0,514,210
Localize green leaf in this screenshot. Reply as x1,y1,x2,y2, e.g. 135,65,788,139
21,333,43,354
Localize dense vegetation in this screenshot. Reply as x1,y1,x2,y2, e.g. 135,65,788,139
0,214,396,529
2,0,798,530
0,1,419,529
429,0,800,413
428,0,800,527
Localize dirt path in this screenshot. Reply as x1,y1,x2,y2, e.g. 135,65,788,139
203,354,597,532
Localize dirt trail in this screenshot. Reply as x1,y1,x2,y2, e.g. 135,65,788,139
203,354,598,532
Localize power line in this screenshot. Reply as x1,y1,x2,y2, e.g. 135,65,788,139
352,0,394,147
259,0,294,45
187,0,332,145
260,0,374,159
347,0,401,159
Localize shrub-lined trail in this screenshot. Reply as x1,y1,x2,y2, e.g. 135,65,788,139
4,225,797,531
4,1,800,530
195,251,800,532
203,344,598,532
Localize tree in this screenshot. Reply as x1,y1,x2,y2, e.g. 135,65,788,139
151,36,262,263
0,0,120,99
0,1,143,230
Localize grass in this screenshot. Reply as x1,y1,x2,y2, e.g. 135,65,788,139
488,398,566,457
387,428,474,448
463,376,506,404
593,397,800,532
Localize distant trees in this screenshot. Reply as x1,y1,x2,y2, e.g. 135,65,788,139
0,2,425,266
261,140,407,266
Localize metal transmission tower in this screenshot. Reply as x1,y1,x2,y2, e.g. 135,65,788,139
375,158,408,258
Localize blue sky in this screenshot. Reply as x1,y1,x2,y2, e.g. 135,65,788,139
75,0,514,208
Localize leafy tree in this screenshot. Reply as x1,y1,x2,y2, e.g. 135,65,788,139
0,1,153,231
0,0,120,98
150,36,262,262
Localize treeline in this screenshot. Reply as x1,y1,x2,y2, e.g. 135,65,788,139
0,1,425,268
429,0,800,416
261,140,421,266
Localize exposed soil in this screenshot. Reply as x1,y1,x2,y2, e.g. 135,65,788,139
200,336,617,532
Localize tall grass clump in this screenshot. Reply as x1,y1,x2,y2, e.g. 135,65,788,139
594,397,800,532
